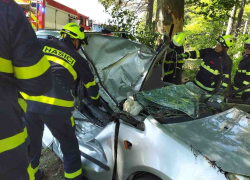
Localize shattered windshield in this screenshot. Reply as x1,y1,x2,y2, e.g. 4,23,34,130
136,82,212,118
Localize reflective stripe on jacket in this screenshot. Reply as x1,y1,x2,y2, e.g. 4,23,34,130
0,0,51,174
185,48,232,92
24,38,100,115
163,44,184,83
234,53,250,91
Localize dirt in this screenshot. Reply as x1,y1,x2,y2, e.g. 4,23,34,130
40,148,64,180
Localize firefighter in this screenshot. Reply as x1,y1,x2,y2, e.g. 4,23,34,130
0,0,52,179
22,22,100,180
180,35,234,93
233,37,250,102
163,32,186,84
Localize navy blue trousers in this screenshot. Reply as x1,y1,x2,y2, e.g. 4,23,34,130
24,112,82,180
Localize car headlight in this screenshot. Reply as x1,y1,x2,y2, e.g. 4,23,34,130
226,173,250,180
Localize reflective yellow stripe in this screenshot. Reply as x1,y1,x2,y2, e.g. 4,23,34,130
21,93,74,107
24,127,28,140
201,62,220,75
238,70,247,73
234,86,239,90
43,46,76,66
91,93,100,100
195,79,214,91
211,82,215,86
224,74,229,78
177,60,184,63
27,164,35,180
222,83,228,87
84,80,96,89
0,128,26,153
164,60,183,64
176,67,181,69
47,56,77,80
14,56,50,79
165,70,174,76
65,168,82,179
0,57,13,73
243,81,250,85
196,50,200,58
246,72,250,75
33,166,39,174
70,116,75,127
18,98,27,113
164,61,174,64
245,88,250,92
187,52,191,57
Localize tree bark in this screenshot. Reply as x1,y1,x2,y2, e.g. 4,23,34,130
234,0,246,38
155,0,184,38
226,6,237,35
243,20,248,34
146,0,154,27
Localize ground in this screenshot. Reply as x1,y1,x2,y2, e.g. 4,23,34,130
40,148,64,180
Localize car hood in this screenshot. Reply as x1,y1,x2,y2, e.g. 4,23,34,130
163,108,250,176
83,35,156,103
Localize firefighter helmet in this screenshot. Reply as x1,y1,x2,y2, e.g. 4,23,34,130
245,37,250,45
173,32,186,47
60,23,85,40
219,35,234,48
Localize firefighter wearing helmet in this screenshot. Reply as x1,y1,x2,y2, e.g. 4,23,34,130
179,35,234,93
161,32,186,84
22,22,100,180
233,37,250,102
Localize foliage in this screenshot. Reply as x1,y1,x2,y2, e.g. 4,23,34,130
183,2,249,81
101,7,138,41
136,21,161,48
101,6,160,48
229,34,248,77
186,0,240,20
98,0,250,80
184,5,224,50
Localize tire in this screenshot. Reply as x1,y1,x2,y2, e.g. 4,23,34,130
133,173,162,180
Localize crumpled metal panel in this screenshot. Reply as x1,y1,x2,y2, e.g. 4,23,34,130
50,110,105,162
83,35,156,103
136,82,211,118
164,108,250,177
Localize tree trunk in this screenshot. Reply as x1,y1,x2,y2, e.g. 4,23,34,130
146,0,154,27
226,6,237,35
155,0,184,38
243,20,248,34
234,0,246,38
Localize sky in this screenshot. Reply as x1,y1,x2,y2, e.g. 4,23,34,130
54,0,111,23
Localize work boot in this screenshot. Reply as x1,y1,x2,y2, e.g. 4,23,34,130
35,168,44,180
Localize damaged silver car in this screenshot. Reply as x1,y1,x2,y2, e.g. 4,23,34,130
38,30,250,180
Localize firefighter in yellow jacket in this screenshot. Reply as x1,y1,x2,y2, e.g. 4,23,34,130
0,0,52,179
22,23,100,180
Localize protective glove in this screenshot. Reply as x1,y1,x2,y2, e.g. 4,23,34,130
177,53,189,60
181,53,189,59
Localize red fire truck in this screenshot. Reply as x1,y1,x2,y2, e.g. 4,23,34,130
15,0,92,31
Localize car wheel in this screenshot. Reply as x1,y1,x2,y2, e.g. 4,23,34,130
133,173,162,180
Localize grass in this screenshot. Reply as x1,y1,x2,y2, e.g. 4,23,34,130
40,148,64,180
